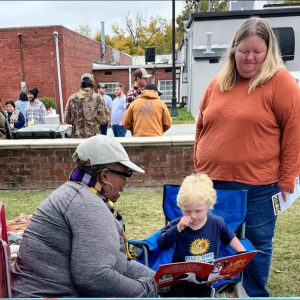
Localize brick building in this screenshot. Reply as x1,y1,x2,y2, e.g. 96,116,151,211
93,61,184,106
0,25,131,116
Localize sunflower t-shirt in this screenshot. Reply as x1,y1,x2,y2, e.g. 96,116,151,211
157,214,235,263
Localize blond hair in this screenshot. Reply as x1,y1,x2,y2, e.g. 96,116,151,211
177,173,216,209
218,17,283,94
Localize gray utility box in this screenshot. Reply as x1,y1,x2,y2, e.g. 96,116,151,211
13,124,72,139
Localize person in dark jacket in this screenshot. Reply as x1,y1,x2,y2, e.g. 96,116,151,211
5,100,25,129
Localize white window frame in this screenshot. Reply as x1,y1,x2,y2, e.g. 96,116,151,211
158,80,179,103
104,82,117,99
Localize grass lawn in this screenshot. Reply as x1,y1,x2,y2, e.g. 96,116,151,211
171,107,195,124
0,187,299,296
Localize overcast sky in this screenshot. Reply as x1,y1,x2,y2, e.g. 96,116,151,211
0,1,185,36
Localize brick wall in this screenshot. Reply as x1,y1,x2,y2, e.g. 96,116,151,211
0,25,132,114
93,66,179,96
0,138,194,189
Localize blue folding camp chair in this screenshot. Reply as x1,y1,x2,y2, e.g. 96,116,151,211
128,184,254,296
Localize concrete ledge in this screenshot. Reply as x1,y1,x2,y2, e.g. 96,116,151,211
0,135,195,150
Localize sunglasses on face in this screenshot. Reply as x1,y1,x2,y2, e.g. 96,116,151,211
108,169,133,178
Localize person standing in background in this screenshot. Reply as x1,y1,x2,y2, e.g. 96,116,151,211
112,83,127,137
25,88,46,125
0,98,7,139
126,68,152,109
194,17,300,297
123,84,172,137
97,83,112,135
65,73,109,138
5,100,25,129
15,92,29,117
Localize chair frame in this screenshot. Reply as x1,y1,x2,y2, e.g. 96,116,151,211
0,238,12,298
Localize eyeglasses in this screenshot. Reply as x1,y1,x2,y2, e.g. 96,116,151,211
108,169,133,178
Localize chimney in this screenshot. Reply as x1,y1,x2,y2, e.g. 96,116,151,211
100,21,106,59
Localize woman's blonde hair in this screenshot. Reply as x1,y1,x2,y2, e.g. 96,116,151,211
177,173,216,209
218,16,283,94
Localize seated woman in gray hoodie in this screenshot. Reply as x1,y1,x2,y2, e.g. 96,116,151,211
12,135,157,298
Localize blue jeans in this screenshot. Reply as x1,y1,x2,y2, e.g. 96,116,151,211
100,123,108,135
213,181,278,297
112,124,127,137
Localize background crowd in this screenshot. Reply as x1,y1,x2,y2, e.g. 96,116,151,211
0,67,172,139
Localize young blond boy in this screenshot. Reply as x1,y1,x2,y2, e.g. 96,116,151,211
157,173,245,296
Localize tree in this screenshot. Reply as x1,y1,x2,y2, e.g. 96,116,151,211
97,13,177,56
75,24,92,38
176,0,228,37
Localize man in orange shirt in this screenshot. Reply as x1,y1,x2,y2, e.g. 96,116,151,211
123,84,172,137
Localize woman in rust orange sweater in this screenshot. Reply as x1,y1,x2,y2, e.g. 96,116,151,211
194,17,300,297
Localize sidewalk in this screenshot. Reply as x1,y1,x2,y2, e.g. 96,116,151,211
107,123,196,137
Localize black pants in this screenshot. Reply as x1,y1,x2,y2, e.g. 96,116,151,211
162,282,212,297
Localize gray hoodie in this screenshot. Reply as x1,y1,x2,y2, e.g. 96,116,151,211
12,181,157,297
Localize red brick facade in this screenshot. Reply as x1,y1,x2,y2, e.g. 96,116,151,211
0,142,194,189
0,25,132,114
93,66,181,102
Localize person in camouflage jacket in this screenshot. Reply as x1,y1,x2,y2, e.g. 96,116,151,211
65,73,109,138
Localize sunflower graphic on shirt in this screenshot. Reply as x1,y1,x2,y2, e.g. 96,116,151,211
189,238,210,255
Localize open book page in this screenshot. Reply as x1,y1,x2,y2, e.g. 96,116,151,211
272,177,300,216
154,251,257,288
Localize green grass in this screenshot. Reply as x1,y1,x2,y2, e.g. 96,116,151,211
171,107,195,124
0,188,299,296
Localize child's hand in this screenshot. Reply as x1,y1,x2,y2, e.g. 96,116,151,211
177,216,192,232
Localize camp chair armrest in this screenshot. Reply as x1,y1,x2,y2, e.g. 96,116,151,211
128,239,150,267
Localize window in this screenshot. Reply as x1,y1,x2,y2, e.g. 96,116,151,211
105,82,117,99
158,80,178,103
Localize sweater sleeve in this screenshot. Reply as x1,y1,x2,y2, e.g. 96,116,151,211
122,104,133,131
272,70,300,191
14,111,25,128
157,218,182,250
67,192,157,297
162,103,172,132
194,82,213,170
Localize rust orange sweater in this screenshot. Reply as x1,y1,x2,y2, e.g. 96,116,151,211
194,69,300,191
123,90,172,137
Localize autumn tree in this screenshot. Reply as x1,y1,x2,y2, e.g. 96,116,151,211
75,24,93,38
176,0,228,37
100,13,179,56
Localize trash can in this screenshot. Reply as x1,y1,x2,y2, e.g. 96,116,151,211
13,124,72,139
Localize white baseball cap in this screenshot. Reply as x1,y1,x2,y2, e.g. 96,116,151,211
74,135,144,173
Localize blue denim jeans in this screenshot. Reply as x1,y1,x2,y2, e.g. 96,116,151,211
213,181,279,297
100,123,108,135
112,124,127,137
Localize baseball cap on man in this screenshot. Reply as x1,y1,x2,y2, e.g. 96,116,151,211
134,68,152,79
145,84,163,96
74,135,145,173
98,83,107,89
81,73,95,85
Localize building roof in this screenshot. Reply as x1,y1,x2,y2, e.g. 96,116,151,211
92,62,184,70
187,7,300,29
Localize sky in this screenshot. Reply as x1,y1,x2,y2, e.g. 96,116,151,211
0,1,185,36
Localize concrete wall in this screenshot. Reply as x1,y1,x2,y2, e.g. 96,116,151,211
184,8,300,117
0,137,194,190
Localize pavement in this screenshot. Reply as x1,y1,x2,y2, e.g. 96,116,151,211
107,123,196,137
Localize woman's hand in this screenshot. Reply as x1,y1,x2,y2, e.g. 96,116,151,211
9,123,14,129
177,216,192,232
280,189,291,202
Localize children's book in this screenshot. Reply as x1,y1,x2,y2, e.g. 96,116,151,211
272,177,300,216
154,251,257,288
